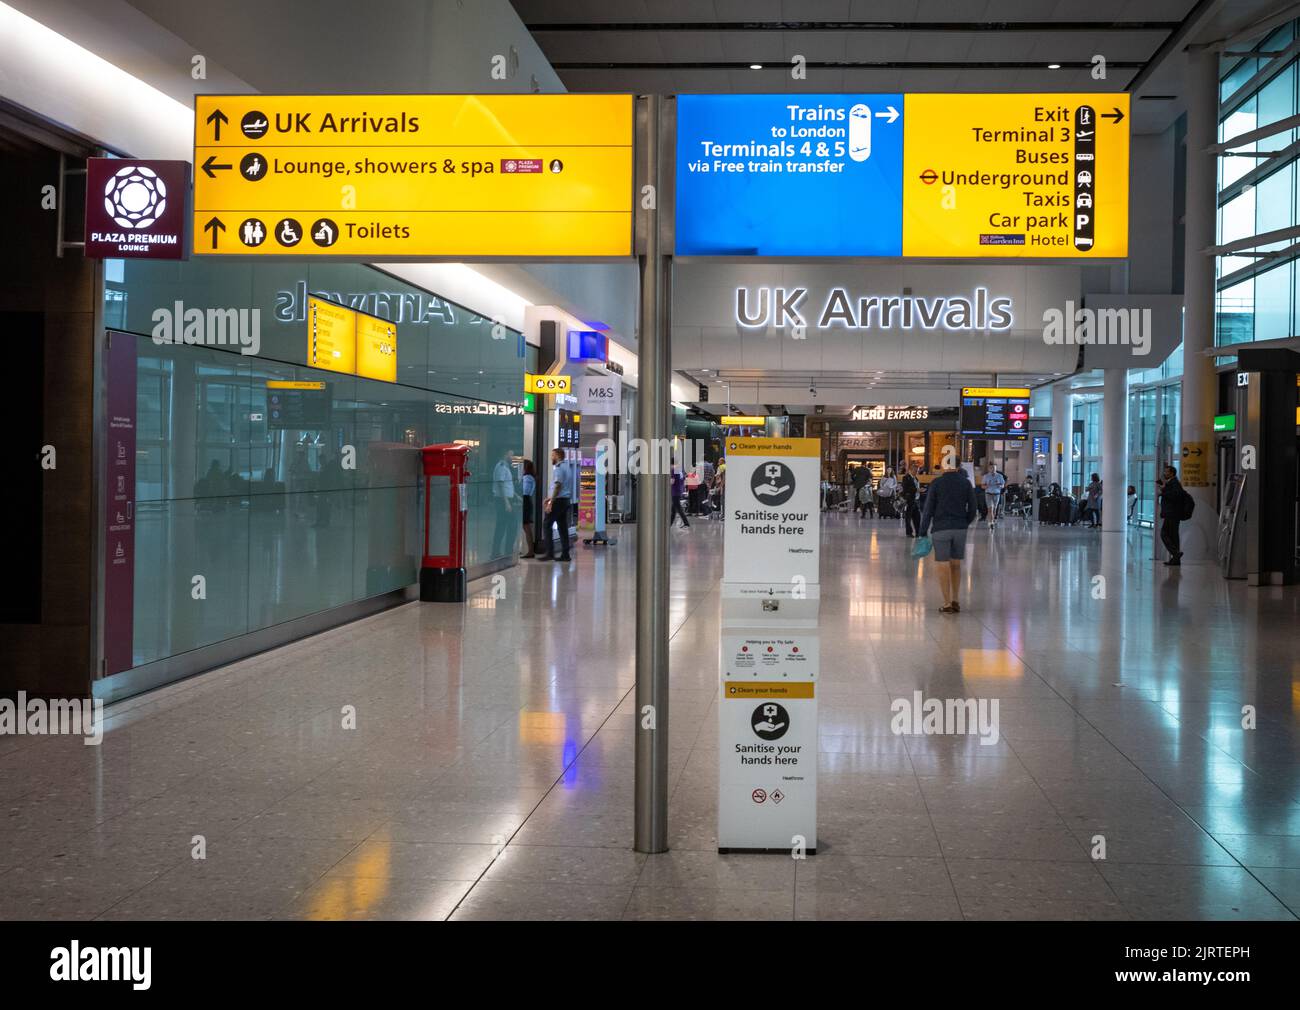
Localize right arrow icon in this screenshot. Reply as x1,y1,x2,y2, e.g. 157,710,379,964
1101,107,1124,124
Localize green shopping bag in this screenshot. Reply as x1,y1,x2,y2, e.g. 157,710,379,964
911,535,932,558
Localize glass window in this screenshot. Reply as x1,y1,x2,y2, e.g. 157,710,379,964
1221,58,1259,106
1217,279,1255,345
109,256,526,673
1255,259,1292,341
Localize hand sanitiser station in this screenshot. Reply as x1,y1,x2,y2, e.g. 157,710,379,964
718,437,821,854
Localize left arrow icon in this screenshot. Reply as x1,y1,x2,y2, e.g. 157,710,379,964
203,217,226,249
206,108,228,141
202,155,232,179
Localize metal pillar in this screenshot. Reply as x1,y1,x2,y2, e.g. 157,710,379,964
1179,48,1223,559
1051,383,1072,491
634,94,670,854
1102,367,1128,533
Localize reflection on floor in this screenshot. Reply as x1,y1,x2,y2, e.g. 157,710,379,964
2,513,1299,920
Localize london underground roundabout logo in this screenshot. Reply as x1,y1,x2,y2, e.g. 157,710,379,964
102,165,168,230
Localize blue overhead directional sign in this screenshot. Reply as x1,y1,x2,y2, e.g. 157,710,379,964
675,93,905,256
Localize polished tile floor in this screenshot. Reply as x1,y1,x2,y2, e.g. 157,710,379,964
3,512,1299,920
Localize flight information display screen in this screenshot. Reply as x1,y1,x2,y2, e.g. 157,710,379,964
959,387,1030,439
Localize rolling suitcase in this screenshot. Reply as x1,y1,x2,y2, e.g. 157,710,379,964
1039,496,1060,524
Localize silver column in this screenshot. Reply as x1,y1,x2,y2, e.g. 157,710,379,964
635,93,670,854
1101,367,1128,533
1178,48,1223,559
1051,382,1072,491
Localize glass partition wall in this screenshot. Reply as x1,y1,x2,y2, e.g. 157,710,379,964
106,258,523,678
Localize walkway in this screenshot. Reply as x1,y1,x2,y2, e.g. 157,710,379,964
1,513,1297,920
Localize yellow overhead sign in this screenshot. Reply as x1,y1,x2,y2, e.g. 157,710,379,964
903,94,1129,258
193,94,634,258
525,373,571,395
960,387,1031,399
356,314,398,383
720,415,767,426
308,297,357,374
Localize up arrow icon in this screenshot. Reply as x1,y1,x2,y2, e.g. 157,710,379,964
203,217,226,249
206,108,229,140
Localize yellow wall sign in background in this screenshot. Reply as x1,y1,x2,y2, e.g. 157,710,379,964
1181,441,1210,487
307,296,398,381
356,314,397,383
193,94,633,258
903,93,1129,258
308,297,357,374
525,373,571,395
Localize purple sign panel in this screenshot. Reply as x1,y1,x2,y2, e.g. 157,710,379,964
85,159,189,259
105,332,137,675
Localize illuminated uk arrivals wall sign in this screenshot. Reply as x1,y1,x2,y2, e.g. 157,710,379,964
735,286,1014,331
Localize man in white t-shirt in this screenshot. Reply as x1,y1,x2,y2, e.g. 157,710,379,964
981,464,1006,529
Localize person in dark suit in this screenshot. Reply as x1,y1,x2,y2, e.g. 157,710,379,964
1156,464,1187,566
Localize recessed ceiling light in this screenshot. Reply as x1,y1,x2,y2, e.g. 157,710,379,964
1047,63,1061,70
749,64,763,70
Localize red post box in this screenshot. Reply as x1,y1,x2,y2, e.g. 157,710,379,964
420,443,472,602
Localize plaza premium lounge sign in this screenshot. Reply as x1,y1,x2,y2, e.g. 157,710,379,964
84,159,189,260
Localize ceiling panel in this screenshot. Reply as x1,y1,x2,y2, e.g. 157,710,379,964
781,31,850,63
658,31,728,61
520,0,1198,123
718,31,788,63
713,0,785,20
